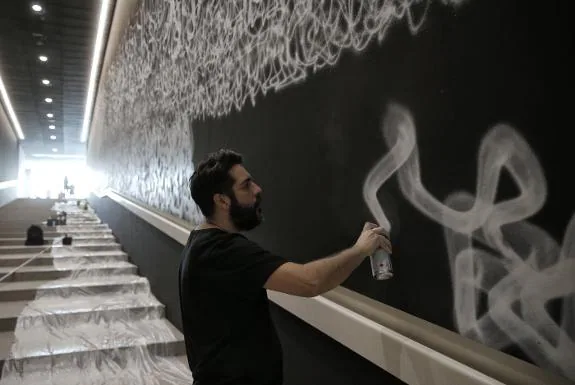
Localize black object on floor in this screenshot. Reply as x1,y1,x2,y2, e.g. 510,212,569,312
25,225,45,246
62,234,73,246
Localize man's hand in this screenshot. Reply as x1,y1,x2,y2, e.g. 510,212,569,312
353,222,392,257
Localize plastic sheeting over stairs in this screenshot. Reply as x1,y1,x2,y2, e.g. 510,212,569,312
0,200,193,384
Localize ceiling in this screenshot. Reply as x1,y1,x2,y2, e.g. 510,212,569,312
0,0,110,158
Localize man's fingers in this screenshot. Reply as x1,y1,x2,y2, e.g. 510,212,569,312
364,222,378,231
379,236,392,253
370,226,390,240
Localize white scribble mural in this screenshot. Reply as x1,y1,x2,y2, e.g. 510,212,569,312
88,0,463,221
364,103,575,380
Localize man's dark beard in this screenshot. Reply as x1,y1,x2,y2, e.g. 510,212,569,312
228,193,263,231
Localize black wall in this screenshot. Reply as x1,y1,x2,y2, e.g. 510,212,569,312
89,195,404,385
190,0,573,376
88,195,186,330
0,105,19,207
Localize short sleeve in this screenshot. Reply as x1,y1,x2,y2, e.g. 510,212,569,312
208,234,287,292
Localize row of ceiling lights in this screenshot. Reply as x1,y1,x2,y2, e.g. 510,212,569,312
0,0,111,154
33,4,58,152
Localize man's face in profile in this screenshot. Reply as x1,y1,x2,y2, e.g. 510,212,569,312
227,164,263,231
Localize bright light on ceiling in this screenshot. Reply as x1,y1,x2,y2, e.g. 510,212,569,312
50,135,56,140
46,113,53,118
39,55,48,62
81,0,112,143
42,79,50,85
32,4,43,12
44,97,53,103
52,148,58,152
0,74,25,140
49,124,55,129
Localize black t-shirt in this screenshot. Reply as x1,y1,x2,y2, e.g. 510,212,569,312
178,228,288,385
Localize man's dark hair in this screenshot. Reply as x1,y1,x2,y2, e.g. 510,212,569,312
190,149,243,218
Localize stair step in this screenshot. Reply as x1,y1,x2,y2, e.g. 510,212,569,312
55,224,108,229
0,319,186,377
0,294,165,331
0,225,110,234
0,261,137,282
57,218,101,223
0,221,109,233
0,229,113,238
0,275,150,301
0,235,116,246
0,218,101,223
0,250,128,267
0,354,192,384
0,243,122,255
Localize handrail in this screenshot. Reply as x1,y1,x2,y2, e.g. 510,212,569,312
0,245,52,283
0,180,17,191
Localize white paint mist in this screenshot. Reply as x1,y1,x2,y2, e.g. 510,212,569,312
363,103,575,380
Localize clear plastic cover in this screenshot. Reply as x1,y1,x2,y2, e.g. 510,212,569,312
1,202,193,384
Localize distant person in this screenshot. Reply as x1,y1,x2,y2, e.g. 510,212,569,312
179,149,391,385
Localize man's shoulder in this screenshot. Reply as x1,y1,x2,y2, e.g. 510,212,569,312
186,229,250,246
184,229,260,258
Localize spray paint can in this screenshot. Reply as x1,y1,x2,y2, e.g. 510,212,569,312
370,248,393,280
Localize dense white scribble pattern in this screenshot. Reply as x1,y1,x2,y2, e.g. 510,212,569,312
108,0,462,120
363,104,575,380
88,0,462,221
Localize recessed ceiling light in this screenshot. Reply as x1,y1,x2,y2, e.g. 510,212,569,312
49,125,55,129
39,55,48,62
46,113,53,118
52,148,58,152
44,97,52,103
42,79,50,85
32,4,42,12
50,135,56,140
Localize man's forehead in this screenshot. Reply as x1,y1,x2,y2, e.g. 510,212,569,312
229,164,251,183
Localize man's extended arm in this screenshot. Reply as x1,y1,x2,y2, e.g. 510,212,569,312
265,223,391,297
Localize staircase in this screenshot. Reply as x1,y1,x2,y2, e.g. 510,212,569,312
0,199,193,384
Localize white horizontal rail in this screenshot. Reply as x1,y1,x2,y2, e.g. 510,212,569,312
268,291,504,385
0,180,17,191
100,190,190,245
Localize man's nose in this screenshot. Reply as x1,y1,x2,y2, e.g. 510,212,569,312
253,183,262,195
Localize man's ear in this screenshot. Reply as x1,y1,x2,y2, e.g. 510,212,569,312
213,193,231,210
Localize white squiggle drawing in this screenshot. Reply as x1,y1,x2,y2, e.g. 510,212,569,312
88,0,465,218
107,0,464,120
364,104,575,380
